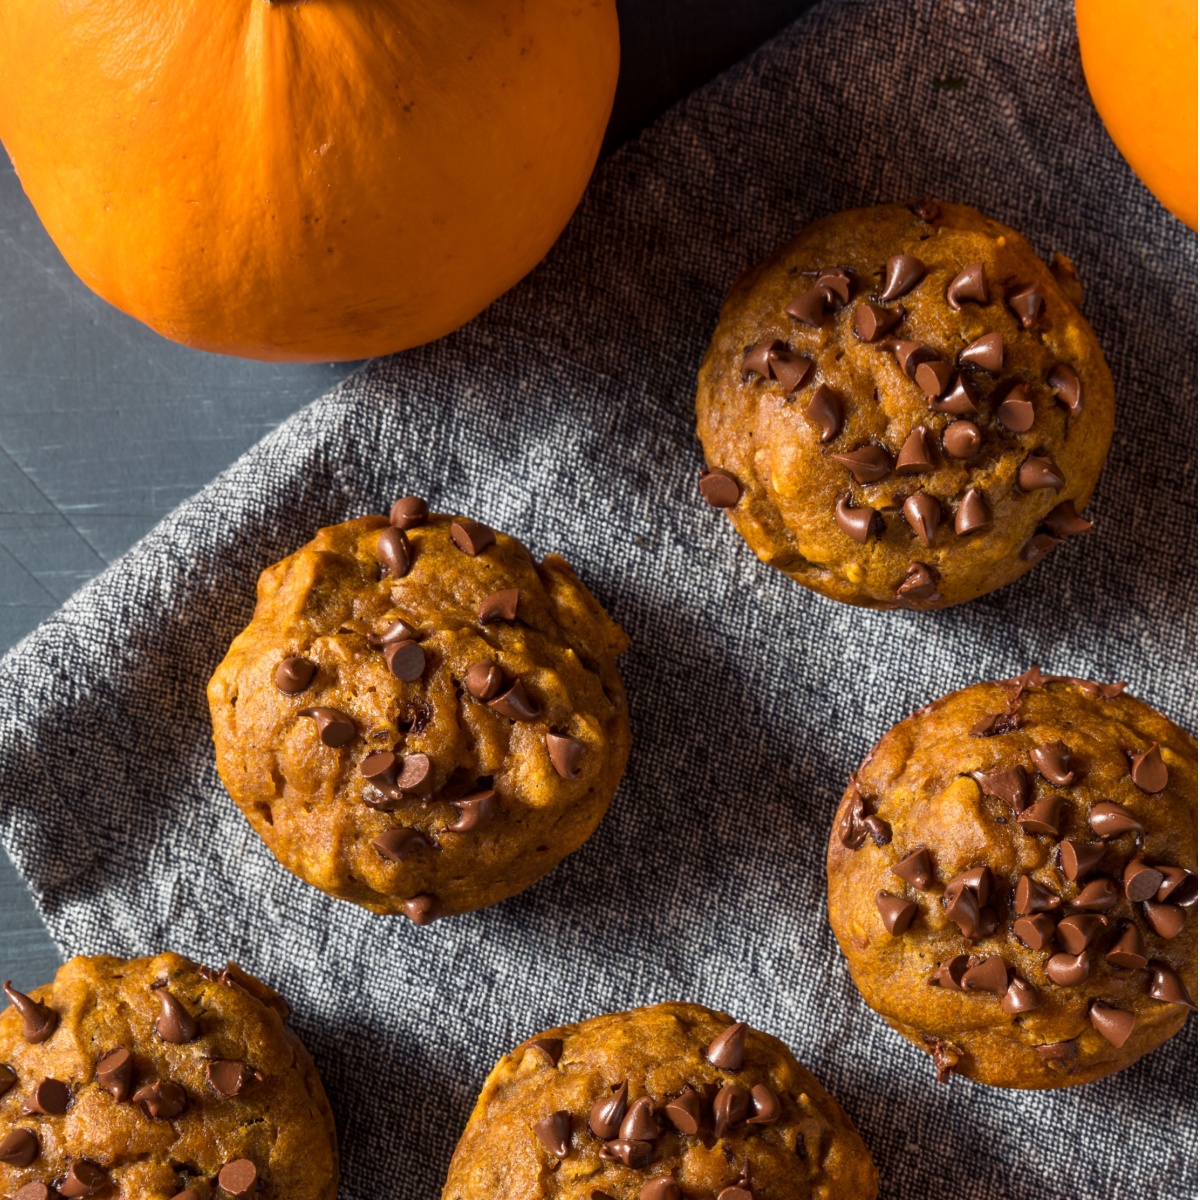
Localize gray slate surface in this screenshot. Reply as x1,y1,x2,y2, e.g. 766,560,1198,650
0,1,1195,1198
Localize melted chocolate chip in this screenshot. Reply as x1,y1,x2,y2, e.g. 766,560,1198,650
1030,741,1077,786
1088,802,1144,839
3,982,58,1044
620,1096,659,1141
56,1162,109,1199
831,445,892,483
973,765,1029,812
902,493,941,546
0,1129,38,1167
1130,744,1168,793
479,589,519,624
527,1038,563,1066
298,707,356,747
1046,952,1090,986
447,790,496,833
1017,795,1064,837
450,519,496,556
895,561,940,606
534,1111,572,1157
1007,282,1045,328
464,661,503,701
22,1077,70,1115
488,678,541,720
402,894,440,925
929,374,979,415
961,954,1008,995
748,1084,781,1125
1048,363,1083,416
1042,500,1093,538
1021,533,1061,565
712,1083,751,1136
600,1139,653,1168
206,1060,260,1098
1018,454,1065,492
640,1179,681,1200
834,495,880,543
785,285,833,328
376,526,412,578
804,385,843,442
699,468,742,508
589,1081,628,1139
132,1078,188,1119
891,846,933,889
217,1159,259,1198
879,253,926,302
546,732,585,780
155,989,198,1043
1001,977,1040,1014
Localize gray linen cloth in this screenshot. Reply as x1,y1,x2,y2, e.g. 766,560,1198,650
0,1,1194,1196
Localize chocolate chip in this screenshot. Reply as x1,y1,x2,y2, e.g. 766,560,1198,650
924,1035,963,1083
1089,1002,1135,1048
0,1064,14,1097
1042,500,1093,537
620,1096,659,1141
206,1060,260,1098
836,776,891,849
1036,1041,1077,1071
741,340,778,379
640,1179,681,1200
944,884,981,938
946,262,989,309
218,1159,258,1197
959,332,1004,373
464,661,503,700
895,563,940,604
488,678,541,721
477,589,519,625
1020,533,1061,565
1030,741,1076,786
879,253,926,301
767,348,812,392
546,733,585,780
997,385,1035,432
1014,876,1061,915
56,1162,109,1199
1156,867,1198,906
716,1187,752,1200
0,1129,38,1167
450,519,496,556
1088,801,1144,839
361,750,399,789
914,359,954,399
831,446,892,483
155,989,198,1044
170,1192,200,1200
712,1083,751,1136
785,286,832,328
1046,952,1090,986
973,765,1029,813
894,340,937,377
834,495,880,543
707,1021,747,1069
942,420,982,460
95,1047,132,1101
930,374,980,415
746,1083,781,1126
589,1081,628,1139
875,891,918,935
902,493,941,546
817,267,853,304
1077,679,1128,699
1018,454,1065,491
274,656,316,695
896,427,937,473
804,385,843,442
1048,363,1083,416
1106,922,1148,970
534,1111,572,1157
1001,977,1040,1014
928,954,971,990
665,1088,704,1134
970,712,1020,737
1017,795,1064,837
298,707,356,747
1130,744,1168,793
1007,282,1044,328
1046,950,1094,988
13,1185,52,1200
132,1078,188,1119
1056,913,1107,954
962,954,1008,995
3,982,58,1044
377,526,412,578
699,467,742,508
1143,901,1186,939
447,790,496,833
853,303,902,341
22,1077,70,1115
369,619,419,649
891,846,933,889
402,894,439,925
953,488,991,536
1013,914,1057,951
1070,878,1119,912
1148,961,1195,1007
527,1038,563,1066
389,496,428,530
384,640,426,682
600,1139,653,1168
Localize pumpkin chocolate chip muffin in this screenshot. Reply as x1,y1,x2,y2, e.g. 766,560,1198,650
827,668,1197,1089
0,952,337,1199
442,1002,878,1200
207,501,631,923
695,201,1114,609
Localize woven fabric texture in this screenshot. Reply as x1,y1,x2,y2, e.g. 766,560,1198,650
0,1,1195,1197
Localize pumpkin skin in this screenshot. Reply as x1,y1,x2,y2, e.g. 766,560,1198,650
1076,0,1197,230
0,0,619,360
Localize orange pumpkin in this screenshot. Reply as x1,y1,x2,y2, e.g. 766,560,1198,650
0,0,619,361
1076,0,1197,230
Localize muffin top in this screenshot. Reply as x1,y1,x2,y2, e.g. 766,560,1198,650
0,952,337,1199
827,669,1197,1088
695,201,1114,609
442,1002,877,1200
207,505,630,921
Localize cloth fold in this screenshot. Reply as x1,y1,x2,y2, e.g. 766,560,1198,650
0,1,1194,1197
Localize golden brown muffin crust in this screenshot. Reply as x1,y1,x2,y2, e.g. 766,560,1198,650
207,509,631,921
442,1002,877,1200
827,670,1197,1088
0,952,337,1199
695,202,1115,608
